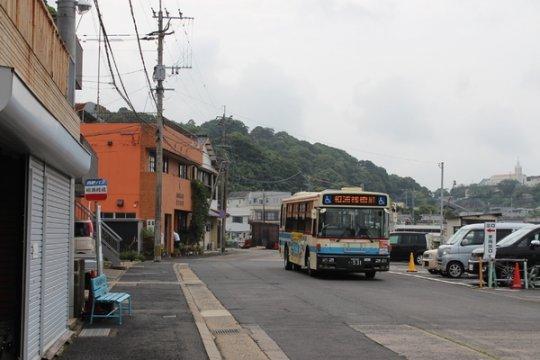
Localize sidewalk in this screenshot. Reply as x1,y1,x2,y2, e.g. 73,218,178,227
61,262,208,360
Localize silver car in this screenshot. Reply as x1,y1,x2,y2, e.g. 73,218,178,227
437,222,530,278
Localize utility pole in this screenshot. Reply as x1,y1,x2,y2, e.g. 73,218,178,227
439,162,445,238
151,2,193,261
219,107,230,254
411,190,415,224
262,189,266,224
57,0,77,105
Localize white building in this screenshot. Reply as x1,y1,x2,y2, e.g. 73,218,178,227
480,161,527,186
226,191,291,241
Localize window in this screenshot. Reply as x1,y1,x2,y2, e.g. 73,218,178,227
115,212,136,219
517,231,540,248
232,216,243,223
389,234,399,245
149,153,168,173
101,212,114,219
461,230,484,246
149,152,156,172
411,234,426,246
496,229,512,242
266,212,277,221
178,164,188,179
318,208,386,239
163,157,169,173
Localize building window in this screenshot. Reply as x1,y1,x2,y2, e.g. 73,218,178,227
115,212,136,219
179,164,188,179
149,152,156,172
149,152,168,173
232,216,243,223
102,212,114,219
163,157,169,173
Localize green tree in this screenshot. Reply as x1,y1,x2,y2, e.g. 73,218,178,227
190,180,210,244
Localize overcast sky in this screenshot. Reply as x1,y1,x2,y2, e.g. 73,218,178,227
74,1,540,190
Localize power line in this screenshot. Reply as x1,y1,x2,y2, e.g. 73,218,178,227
128,0,157,107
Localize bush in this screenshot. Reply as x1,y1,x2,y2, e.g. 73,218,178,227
120,250,145,262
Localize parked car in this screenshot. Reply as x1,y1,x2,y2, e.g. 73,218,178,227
437,222,529,278
389,232,431,265
74,220,96,271
468,224,540,283
422,249,439,273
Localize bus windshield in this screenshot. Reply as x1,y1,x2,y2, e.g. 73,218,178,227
318,207,387,239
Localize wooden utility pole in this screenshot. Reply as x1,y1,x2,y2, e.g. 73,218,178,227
220,107,229,254
152,2,193,261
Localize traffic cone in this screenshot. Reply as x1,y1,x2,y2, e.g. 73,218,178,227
407,252,417,272
510,262,522,289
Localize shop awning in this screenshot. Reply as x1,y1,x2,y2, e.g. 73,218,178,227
0,67,90,177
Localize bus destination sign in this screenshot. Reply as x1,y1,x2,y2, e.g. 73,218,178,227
323,194,388,207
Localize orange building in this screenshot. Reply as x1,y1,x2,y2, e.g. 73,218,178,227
81,116,217,254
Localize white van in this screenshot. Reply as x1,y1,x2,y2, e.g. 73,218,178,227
436,222,530,278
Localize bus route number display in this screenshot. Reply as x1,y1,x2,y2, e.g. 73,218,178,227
323,194,388,207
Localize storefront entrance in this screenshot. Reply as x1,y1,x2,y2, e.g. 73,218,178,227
0,152,26,359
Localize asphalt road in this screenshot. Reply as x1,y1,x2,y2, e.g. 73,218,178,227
186,248,540,360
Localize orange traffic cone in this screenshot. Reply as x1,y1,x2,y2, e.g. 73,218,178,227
510,262,522,289
407,252,417,272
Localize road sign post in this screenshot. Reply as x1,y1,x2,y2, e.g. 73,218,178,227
484,222,496,288
84,179,108,275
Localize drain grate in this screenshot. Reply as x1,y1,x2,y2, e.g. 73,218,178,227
211,328,241,335
79,328,111,337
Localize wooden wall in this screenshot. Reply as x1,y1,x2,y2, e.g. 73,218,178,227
0,0,80,139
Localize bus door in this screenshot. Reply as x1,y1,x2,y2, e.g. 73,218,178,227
289,232,304,264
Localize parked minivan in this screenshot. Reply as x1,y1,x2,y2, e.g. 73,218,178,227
389,232,431,265
437,222,530,278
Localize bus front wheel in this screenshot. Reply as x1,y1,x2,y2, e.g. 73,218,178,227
284,247,293,271
365,271,376,279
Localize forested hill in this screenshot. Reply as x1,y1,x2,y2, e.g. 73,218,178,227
181,118,433,203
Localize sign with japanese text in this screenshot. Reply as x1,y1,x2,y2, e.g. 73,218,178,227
322,194,388,207
483,222,496,261
84,179,108,201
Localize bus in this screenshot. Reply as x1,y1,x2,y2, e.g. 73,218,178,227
279,188,391,278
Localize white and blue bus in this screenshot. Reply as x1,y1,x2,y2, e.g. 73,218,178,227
279,188,391,278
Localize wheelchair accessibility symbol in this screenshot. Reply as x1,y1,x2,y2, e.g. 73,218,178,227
377,196,387,206
323,195,332,204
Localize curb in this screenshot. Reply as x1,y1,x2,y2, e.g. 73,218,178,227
173,263,223,360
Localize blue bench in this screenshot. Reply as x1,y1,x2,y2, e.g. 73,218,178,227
90,275,132,325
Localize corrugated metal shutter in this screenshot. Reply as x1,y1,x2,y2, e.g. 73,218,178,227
25,157,45,360
24,157,72,360
41,165,71,348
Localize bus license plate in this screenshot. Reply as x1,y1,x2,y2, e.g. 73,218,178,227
350,258,361,266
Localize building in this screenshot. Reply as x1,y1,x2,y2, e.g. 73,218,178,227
480,160,529,186
80,110,219,255
197,135,220,251
226,191,291,242
0,2,91,359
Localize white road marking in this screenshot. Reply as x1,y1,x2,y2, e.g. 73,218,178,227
388,271,475,288
200,309,232,318
350,324,493,360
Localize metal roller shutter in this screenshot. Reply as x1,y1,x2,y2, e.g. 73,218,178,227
24,157,72,360
25,157,45,360
41,165,71,349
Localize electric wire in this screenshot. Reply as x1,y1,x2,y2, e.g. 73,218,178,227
128,0,157,107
